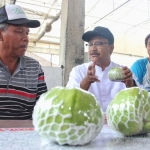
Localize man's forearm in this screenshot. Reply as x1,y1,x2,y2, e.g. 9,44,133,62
80,78,91,91
126,79,137,88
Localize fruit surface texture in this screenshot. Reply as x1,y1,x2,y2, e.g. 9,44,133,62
108,67,124,81
33,86,104,145
106,87,150,136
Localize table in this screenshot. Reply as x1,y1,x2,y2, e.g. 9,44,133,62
0,120,33,128
0,120,150,150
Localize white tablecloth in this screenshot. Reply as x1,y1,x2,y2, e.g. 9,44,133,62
0,125,150,150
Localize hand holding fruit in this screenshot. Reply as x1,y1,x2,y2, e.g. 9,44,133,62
122,66,135,87
108,66,135,87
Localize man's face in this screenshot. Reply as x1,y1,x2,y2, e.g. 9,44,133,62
0,24,29,58
87,36,114,64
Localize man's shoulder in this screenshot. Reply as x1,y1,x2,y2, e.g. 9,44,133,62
73,62,91,69
110,61,122,67
23,56,40,64
20,56,41,70
23,56,38,61
70,62,91,74
132,58,148,66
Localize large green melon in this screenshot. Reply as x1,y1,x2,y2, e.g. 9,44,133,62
106,87,150,136
108,67,124,81
32,86,104,145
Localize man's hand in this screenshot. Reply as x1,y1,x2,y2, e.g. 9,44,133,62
122,66,135,87
80,58,100,90
86,59,100,83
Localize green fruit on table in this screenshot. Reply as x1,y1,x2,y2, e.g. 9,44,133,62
108,67,124,81
106,87,150,136
32,86,104,145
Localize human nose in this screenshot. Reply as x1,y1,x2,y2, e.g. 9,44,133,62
22,33,29,42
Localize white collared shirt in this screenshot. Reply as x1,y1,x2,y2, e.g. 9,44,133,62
66,61,133,112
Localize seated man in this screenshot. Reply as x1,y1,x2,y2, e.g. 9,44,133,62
0,4,47,119
131,34,150,91
66,26,138,112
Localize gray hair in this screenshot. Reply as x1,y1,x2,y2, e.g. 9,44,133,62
0,23,9,31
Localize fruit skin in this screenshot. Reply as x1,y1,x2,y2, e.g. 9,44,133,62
32,86,104,145
108,67,124,81
106,87,150,136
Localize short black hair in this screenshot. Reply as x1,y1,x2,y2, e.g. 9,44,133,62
145,34,150,47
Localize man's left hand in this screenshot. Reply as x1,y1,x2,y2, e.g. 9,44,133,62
121,66,135,87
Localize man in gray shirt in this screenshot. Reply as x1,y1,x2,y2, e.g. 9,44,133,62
0,4,47,119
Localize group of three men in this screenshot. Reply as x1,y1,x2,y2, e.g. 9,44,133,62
0,4,148,119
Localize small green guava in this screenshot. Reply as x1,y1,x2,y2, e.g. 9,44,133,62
32,86,104,145
106,87,150,136
108,67,124,81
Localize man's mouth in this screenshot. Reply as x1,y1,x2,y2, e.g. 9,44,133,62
20,45,27,49
90,52,100,56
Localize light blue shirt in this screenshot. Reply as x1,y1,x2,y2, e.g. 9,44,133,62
131,58,149,91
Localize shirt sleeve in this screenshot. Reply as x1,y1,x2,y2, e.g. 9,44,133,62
132,73,143,88
36,65,48,100
66,67,83,88
131,59,147,85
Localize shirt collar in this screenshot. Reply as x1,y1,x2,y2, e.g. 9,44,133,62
0,56,26,71
19,56,26,69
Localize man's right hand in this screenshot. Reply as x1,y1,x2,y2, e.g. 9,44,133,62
80,58,100,90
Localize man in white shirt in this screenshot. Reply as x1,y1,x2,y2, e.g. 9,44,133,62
66,26,138,112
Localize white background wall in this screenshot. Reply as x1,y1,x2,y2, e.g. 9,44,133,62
42,66,62,90
111,53,144,68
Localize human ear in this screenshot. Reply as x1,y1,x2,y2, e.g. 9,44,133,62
109,44,114,54
0,30,3,41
